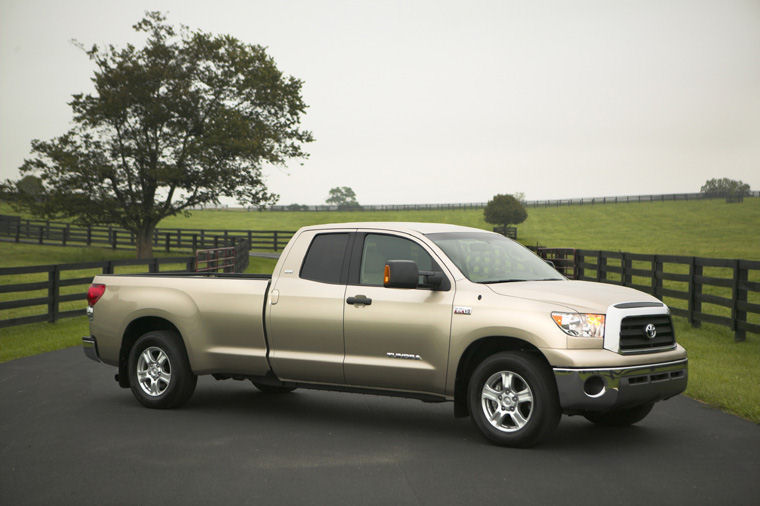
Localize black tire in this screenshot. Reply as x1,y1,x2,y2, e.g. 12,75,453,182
128,330,197,409
251,381,297,394
467,351,560,447
584,402,654,427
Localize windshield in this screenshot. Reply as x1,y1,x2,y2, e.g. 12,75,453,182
426,232,564,283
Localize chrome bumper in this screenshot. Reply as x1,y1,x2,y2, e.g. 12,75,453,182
82,336,100,363
553,358,688,412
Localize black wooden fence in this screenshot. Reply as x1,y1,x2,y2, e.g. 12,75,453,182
0,257,195,328
0,215,294,253
535,248,760,342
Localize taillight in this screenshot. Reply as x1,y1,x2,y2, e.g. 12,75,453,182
87,284,106,306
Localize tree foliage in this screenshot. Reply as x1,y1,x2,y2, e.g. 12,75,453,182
6,12,313,257
700,178,751,203
326,186,360,210
484,194,528,227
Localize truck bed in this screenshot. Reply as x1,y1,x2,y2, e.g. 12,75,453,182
89,273,272,376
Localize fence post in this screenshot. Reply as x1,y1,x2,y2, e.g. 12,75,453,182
273,231,279,251
165,233,170,252
652,255,663,299
177,229,182,248
15,222,20,242
623,252,632,286
733,260,747,342
38,226,44,244
187,257,196,272
48,265,60,323
112,229,117,249
87,225,92,246
63,224,69,246
248,230,252,248
103,261,114,275
150,257,159,273
201,230,205,248
596,251,606,282
192,234,198,252
689,257,702,328
575,251,584,280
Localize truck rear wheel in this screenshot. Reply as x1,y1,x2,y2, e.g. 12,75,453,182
467,352,560,447
583,402,654,427
128,330,197,409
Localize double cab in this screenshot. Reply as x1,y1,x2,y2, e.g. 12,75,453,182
83,222,688,446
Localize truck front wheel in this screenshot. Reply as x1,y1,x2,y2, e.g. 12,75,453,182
467,352,560,447
127,330,197,409
583,402,654,427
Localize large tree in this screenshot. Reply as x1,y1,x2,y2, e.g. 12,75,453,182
700,178,751,203
484,194,527,229
326,186,360,210
8,12,312,257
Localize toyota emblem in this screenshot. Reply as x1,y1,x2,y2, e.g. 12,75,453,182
644,323,657,339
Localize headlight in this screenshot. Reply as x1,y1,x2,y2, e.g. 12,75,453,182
551,312,605,338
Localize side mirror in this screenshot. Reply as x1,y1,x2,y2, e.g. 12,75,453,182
384,260,419,289
545,260,556,269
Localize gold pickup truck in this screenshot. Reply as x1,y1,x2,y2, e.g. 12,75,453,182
83,222,687,447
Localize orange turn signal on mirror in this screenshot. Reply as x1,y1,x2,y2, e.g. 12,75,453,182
384,264,390,284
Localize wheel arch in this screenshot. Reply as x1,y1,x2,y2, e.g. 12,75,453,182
118,316,184,388
453,336,552,418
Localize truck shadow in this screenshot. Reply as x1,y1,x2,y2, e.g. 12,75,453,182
150,383,676,450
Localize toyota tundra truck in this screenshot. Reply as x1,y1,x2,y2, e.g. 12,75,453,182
82,222,688,447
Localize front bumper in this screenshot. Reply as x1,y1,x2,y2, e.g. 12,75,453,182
553,358,687,412
82,336,100,363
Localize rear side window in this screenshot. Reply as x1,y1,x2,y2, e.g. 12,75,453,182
300,233,350,284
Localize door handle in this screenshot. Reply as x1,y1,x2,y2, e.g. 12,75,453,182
346,295,372,306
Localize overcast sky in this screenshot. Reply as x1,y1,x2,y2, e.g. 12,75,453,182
1,0,759,205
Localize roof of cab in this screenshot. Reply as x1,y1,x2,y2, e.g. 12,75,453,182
299,222,489,235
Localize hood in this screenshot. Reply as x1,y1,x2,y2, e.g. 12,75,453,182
485,280,660,313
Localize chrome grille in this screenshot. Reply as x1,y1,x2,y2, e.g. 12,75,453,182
619,314,675,352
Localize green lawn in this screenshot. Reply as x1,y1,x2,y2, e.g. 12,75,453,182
153,198,760,259
5,198,759,259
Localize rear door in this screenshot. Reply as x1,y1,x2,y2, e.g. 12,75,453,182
267,229,354,384
342,231,455,394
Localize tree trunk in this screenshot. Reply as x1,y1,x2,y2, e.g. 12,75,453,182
136,226,154,259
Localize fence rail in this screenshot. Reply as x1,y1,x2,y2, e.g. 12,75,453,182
534,248,760,341
0,216,294,253
264,191,759,212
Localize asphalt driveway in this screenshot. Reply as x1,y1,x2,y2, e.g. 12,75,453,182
1,346,758,505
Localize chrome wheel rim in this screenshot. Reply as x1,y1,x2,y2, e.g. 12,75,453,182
136,346,171,397
481,370,534,432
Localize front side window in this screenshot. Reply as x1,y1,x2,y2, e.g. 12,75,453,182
359,234,436,286
300,233,349,284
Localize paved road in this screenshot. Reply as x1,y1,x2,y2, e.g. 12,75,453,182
1,347,758,505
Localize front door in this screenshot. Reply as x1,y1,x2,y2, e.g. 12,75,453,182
342,232,455,394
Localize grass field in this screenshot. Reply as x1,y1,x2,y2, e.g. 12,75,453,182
151,198,760,259
4,198,759,259
1,198,758,422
